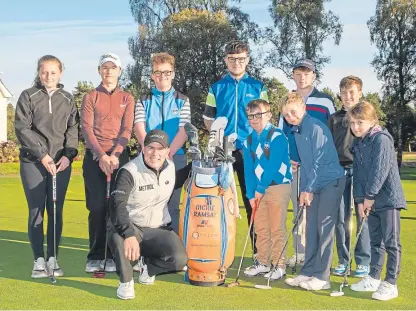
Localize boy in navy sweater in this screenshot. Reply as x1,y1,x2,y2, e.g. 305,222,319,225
242,99,292,280
349,101,406,301
328,76,370,277
280,92,346,291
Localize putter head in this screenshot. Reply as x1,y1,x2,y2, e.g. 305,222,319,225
93,270,106,278
254,284,272,290
226,281,240,288
291,266,297,274
330,291,345,297
49,275,57,284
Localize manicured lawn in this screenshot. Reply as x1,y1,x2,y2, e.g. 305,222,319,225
0,163,415,310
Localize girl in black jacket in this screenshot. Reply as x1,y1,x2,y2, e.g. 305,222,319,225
348,101,406,301
15,55,79,279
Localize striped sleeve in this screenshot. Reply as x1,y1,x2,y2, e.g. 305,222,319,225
260,85,269,102
202,87,216,120
179,97,191,126
134,98,146,124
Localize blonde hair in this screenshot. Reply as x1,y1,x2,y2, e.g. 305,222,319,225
152,52,175,69
279,92,305,112
348,100,379,124
339,75,363,91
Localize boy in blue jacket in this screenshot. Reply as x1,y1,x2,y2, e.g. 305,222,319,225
280,92,346,291
242,99,292,280
349,101,406,301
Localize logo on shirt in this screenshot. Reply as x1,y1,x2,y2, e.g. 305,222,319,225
138,184,154,191
172,108,179,115
264,143,270,150
120,104,127,108
246,94,255,98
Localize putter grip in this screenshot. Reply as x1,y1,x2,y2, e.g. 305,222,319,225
52,175,57,202
106,175,111,199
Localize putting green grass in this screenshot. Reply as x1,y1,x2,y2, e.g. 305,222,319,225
0,163,415,310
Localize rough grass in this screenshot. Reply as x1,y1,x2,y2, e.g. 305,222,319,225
0,164,415,310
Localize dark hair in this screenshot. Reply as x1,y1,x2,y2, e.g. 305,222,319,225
339,75,363,91
246,99,270,113
225,40,249,55
33,55,63,85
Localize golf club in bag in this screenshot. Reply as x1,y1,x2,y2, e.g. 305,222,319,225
255,204,305,290
93,174,111,278
292,168,301,274
330,207,369,297
227,200,259,288
49,175,58,284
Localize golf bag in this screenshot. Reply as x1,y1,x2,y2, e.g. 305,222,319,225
179,118,238,286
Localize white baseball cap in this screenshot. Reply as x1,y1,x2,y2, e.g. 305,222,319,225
98,53,122,68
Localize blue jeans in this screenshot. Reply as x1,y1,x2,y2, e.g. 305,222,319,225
335,168,371,266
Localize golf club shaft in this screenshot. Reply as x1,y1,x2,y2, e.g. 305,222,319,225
103,174,111,271
52,175,57,281
234,201,258,282
265,204,305,286
293,169,301,273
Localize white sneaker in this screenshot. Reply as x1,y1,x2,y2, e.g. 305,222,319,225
117,279,135,300
139,264,155,285
264,267,286,281
299,277,330,291
372,281,398,301
46,257,64,277
351,275,381,292
243,262,271,277
31,257,48,278
132,261,141,272
100,259,116,272
85,260,101,273
285,274,310,287
286,253,305,267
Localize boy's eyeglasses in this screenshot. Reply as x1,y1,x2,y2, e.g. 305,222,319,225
153,70,173,77
227,57,247,64
247,111,270,120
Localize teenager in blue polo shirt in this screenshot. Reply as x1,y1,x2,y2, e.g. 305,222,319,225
277,59,336,267
203,40,268,256
134,52,191,235
280,92,345,291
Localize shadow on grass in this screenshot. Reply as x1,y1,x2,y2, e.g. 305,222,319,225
401,168,416,181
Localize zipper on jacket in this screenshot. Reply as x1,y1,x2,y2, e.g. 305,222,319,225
235,80,238,135
161,92,165,130
48,95,52,114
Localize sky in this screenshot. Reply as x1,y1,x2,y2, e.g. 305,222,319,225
0,0,381,104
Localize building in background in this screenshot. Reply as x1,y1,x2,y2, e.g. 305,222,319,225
0,78,13,142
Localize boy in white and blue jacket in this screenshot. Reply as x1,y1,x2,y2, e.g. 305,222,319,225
280,92,346,291
242,99,292,281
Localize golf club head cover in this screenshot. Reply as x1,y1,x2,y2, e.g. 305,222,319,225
207,117,228,154
184,122,199,146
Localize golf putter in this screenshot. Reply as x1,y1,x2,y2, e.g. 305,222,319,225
93,174,111,278
292,168,301,274
255,205,305,290
49,175,57,284
227,200,259,288
330,208,369,297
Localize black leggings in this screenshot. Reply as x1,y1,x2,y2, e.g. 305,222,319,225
20,161,72,260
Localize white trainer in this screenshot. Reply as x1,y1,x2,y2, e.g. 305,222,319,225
46,257,64,277
117,279,135,300
372,281,398,301
285,274,311,287
85,260,101,273
243,263,271,277
264,267,286,281
100,259,116,272
139,264,155,285
299,277,330,291
31,257,48,278
351,275,381,292
286,253,305,267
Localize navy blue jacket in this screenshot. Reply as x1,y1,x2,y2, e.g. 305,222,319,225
293,114,344,193
351,126,406,211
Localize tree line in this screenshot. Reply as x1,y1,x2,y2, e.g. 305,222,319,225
6,0,416,169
